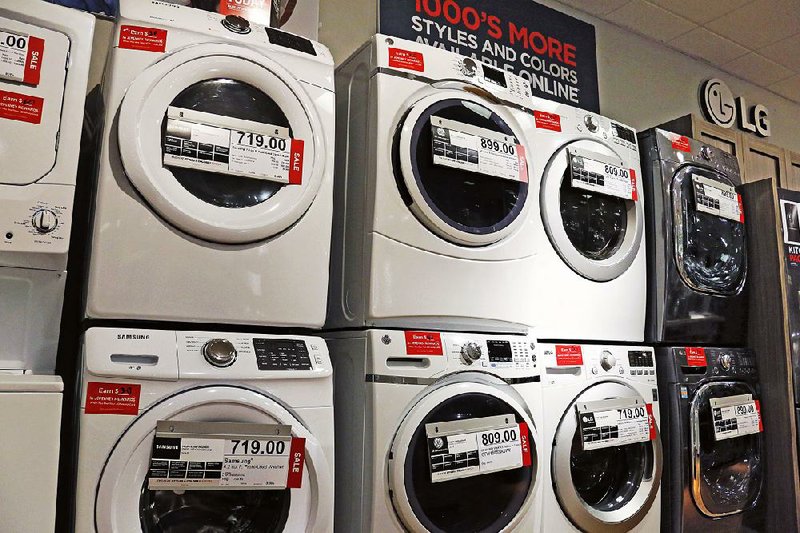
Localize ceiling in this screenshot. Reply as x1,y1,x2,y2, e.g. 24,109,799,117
553,0,800,104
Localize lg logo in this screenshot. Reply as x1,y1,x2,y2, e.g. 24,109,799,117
700,79,770,137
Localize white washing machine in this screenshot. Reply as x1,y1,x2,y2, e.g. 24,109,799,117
327,328,542,532
328,35,537,333
84,0,334,328
539,343,662,532
73,327,334,532
526,100,646,342
0,0,93,372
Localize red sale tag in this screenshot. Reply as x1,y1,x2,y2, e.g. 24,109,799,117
289,139,304,185
23,36,44,86
534,110,561,132
738,194,745,223
388,48,425,72
404,331,443,356
516,144,529,183
518,422,532,466
286,437,306,488
671,135,691,153
85,382,141,415
630,168,638,202
555,345,583,366
217,0,271,24
119,25,168,53
0,90,44,124
755,400,763,432
684,347,707,367
645,403,657,441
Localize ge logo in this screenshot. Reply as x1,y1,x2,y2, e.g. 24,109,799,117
701,79,736,128
433,437,444,449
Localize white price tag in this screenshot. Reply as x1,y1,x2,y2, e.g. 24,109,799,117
578,398,653,451
148,421,306,490
711,394,762,441
430,116,527,183
568,147,637,201
692,174,743,223
426,414,532,483
163,107,304,185
0,29,43,85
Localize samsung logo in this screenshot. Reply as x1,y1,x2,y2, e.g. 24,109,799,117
156,444,178,451
117,334,150,340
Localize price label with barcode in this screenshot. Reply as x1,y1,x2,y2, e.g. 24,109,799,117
568,147,637,201
692,174,743,223
0,29,44,85
577,398,654,451
710,394,762,441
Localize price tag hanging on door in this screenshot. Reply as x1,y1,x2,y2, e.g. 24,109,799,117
691,174,743,223
0,29,44,86
710,394,762,441
568,147,637,201
577,397,654,451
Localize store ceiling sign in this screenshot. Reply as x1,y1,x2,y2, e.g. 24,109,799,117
700,79,770,137
379,0,599,112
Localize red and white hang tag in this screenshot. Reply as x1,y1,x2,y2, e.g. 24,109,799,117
0,89,43,124
671,134,691,152
404,331,443,356
388,47,425,72
119,25,168,53
555,345,583,366
534,110,561,132
0,30,44,86
684,347,707,367
217,0,272,24
85,381,141,415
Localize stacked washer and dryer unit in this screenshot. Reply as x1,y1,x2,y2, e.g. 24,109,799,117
72,1,337,531
327,35,545,532
0,2,94,531
525,100,664,532
638,128,765,531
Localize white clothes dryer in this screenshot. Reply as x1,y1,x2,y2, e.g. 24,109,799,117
73,327,334,533
328,35,537,333
84,0,334,328
0,0,93,372
327,328,542,533
525,101,646,342
539,343,662,532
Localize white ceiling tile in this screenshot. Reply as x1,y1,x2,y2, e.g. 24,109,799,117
647,0,749,25
669,27,750,65
759,33,800,73
705,0,800,50
606,0,697,42
724,52,795,86
770,75,800,103
553,0,631,16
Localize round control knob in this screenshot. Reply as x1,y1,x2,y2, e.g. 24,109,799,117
700,145,713,161
31,209,58,234
221,15,251,34
584,115,599,132
202,338,237,368
461,342,482,365
600,350,616,371
720,353,733,371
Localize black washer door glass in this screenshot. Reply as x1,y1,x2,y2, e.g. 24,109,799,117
401,98,528,235
569,429,652,511
675,167,746,294
403,392,535,533
560,170,628,260
140,483,291,533
162,78,291,209
693,383,763,515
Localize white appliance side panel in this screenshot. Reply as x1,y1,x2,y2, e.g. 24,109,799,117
0,389,62,533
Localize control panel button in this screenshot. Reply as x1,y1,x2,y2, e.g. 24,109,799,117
700,146,713,161
31,209,58,234
584,115,599,133
600,350,616,371
221,15,251,34
719,354,733,371
202,338,237,368
461,342,482,365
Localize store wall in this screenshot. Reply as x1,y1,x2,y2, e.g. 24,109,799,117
539,0,800,153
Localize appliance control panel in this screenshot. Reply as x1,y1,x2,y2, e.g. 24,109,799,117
655,129,740,179
680,347,758,378
541,344,657,386
0,183,72,256
444,334,536,371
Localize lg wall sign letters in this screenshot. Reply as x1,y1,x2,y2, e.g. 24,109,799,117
700,79,770,137
379,0,599,112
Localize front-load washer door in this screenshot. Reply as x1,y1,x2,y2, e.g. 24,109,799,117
541,140,643,281
0,16,70,185
117,43,326,244
672,167,746,295
690,382,763,517
95,385,333,533
394,90,530,247
552,381,662,532
388,379,538,533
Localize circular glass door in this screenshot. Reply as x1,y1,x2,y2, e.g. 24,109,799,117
395,90,530,246
690,382,763,517
117,43,325,244
672,167,747,295
389,379,537,532
540,139,643,281
552,381,661,532
95,386,333,533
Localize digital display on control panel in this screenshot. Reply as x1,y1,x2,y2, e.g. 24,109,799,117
483,65,507,88
612,123,636,144
487,340,512,362
253,339,312,371
628,351,653,367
